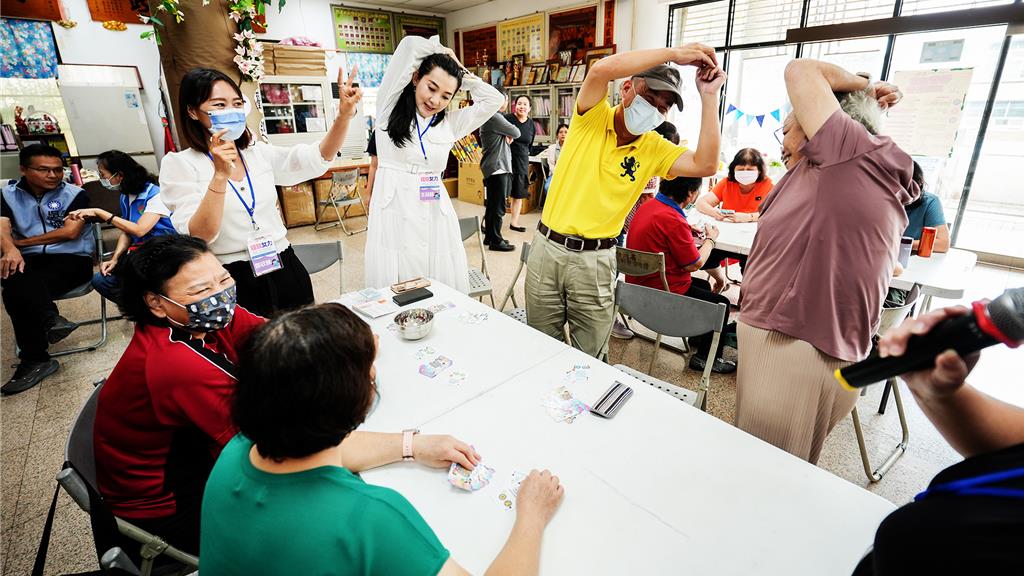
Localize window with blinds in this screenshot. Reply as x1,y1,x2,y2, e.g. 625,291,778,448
668,1,729,49
899,0,1013,16
806,0,896,26
730,0,803,45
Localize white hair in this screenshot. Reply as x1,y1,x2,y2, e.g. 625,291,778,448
838,87,883,135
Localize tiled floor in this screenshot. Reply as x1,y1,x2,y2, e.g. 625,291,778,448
1,199,1021,574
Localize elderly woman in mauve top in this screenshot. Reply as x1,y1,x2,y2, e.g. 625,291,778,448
735,60,919,464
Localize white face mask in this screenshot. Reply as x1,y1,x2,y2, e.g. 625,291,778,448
99,176,121,191
734,170,759,186
623,92,664,136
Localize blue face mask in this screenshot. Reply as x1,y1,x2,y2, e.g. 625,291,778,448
623,92,665,136
99,175,121,191
207,109,248,141
367,373,381,417
162,285,237,331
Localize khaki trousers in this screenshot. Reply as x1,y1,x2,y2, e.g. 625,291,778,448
525,231,617,358
735,322,858,464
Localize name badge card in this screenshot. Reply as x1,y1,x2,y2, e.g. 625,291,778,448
419,174,442,201
247,234,283,277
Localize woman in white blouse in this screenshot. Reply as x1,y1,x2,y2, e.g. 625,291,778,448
159,68,361,316
365,35,502,293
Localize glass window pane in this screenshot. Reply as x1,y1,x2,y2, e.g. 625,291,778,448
953,37,1024,258
886,26,1008,253
807,0,896,26
900,0,1011,16
801,37,889,80
668,1,729,49
718,45,797,176
731,0,802,45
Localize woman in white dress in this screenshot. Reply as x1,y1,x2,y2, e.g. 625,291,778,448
365,35,502,293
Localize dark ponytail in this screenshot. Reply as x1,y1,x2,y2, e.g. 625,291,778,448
386,53,464,148
97,150,158,196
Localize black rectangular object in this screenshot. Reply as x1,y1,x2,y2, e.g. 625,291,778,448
392,287,433,307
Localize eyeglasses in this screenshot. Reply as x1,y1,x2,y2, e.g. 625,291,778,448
27,166,65,176
773,127,784,146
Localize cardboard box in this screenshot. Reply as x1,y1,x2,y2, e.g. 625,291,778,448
443,177,458,198
277,183,315,227
458,162,484,205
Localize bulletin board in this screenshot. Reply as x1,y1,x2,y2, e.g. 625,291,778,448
86,0,150,22
498,14,545,63
332,5,395,54
548,6,597,64
461,26,497,65
395,14,445,43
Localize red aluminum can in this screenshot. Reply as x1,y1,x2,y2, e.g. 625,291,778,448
919,226,937,258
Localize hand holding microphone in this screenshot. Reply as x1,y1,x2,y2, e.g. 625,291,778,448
877,307,982,400
835,287,1024,390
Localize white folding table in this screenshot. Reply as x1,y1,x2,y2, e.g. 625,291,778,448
344,282,896,575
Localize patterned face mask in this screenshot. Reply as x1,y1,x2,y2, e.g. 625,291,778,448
161,285,237,331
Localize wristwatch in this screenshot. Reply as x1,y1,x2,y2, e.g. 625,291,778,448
402,428,420,461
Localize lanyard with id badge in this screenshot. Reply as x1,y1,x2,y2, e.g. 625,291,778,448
416,115,443,202
208,153,283,277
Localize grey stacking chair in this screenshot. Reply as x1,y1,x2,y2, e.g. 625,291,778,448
612,281,727,412
851,284,920,482
614,247,676,371
57,381,198,576
458,216,494,306
40,223,109,357
498,242,531,324
315,168,367,235
293,241,344,296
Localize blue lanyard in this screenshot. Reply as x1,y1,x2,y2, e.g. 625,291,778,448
655,192,687,219
915,466,1024,501
416,115,435,161
207,152,257,228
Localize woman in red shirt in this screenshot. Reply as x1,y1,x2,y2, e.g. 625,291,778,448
93,235,261,560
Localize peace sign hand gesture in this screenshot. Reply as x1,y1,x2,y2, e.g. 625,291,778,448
337,65,363,119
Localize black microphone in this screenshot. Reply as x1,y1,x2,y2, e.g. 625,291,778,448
836,287,1024,390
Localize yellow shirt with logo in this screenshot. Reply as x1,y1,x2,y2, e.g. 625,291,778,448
541,99,687,239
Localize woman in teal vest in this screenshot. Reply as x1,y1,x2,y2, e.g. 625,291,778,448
66,150,176,304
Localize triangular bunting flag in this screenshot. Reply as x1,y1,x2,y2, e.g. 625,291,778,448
783,102,793,113
770,109,781,122
727,104,736,114
756,115,765,127
746,114,755,126
736,111,744,120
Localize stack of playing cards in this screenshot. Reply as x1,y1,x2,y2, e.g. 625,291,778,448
427,301,456,314
419,355,453,378
448,461,495,491
458,311,489,324
496,471,528,511
541,385,589,423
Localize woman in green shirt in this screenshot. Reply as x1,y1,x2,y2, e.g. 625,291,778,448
201,303,565,575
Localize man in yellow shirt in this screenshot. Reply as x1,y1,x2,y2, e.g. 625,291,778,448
525,44,726,358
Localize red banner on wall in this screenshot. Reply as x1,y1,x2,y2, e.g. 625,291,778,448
86,0,150,23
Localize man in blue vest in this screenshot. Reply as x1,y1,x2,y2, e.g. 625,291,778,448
1,144,95,394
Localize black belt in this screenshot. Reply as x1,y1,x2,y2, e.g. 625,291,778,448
538,222,617,252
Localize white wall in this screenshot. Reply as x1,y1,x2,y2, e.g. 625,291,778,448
50,0,164,160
